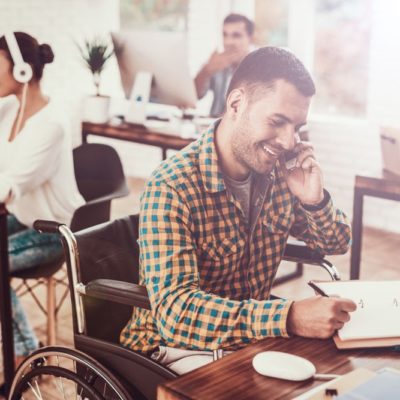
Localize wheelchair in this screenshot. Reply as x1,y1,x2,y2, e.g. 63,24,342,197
8,215,340,399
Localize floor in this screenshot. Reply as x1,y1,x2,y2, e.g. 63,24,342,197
2,176,400,396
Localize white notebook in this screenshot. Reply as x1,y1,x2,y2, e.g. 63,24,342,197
309,281,400,340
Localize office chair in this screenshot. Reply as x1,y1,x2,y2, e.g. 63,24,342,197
9,214,340,400
10,143,129,346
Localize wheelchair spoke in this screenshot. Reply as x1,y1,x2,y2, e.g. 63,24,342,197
78,383,84,399
35,380,43,400
102,381,106,397
10,348,130,400
55,356,68,400
27,379,43,400
52,375,67,400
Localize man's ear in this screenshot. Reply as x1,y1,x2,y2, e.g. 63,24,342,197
226,88,245,118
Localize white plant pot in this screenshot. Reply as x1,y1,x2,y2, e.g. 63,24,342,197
83,96,110,124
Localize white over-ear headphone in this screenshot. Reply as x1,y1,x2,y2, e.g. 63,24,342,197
4,32,33,83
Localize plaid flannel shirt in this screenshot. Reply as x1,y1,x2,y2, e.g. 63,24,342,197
120,123,351,354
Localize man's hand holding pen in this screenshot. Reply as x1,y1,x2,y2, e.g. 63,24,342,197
286,296,357,338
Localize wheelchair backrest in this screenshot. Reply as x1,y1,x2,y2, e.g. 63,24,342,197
72,214,140,343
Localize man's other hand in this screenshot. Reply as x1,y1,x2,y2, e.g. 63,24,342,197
286,296,357,338
284,142,324,206
205,50,243,74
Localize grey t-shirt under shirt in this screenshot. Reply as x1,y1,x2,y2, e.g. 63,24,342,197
223,172,252,225
223,171,273,238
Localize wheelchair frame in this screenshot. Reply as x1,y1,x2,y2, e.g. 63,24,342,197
9,219,177,400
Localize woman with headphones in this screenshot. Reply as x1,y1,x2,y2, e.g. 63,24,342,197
0,32,84,363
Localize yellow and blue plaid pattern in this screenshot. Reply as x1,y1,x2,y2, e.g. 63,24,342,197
120,124,351,354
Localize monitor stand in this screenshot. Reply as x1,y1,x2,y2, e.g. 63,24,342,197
125,71,152,125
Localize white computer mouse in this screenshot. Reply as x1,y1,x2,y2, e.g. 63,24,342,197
252,351,316,381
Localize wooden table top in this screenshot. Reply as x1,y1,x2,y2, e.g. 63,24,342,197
158,337,400,400
355,170,400,197
82,121,194,151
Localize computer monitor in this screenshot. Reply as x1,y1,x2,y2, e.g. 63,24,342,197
111,30,197,109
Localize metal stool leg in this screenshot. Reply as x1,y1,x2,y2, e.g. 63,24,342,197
46,276,57,346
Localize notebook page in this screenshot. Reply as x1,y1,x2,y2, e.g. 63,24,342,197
314,281,400,340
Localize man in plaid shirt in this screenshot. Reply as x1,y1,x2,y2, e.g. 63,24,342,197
121,47,356,372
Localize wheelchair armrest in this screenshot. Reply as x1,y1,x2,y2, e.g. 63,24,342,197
282,241,341,281
283,242,324,264
85,279,151,310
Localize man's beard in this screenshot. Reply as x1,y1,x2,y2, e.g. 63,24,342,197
231,118,276,176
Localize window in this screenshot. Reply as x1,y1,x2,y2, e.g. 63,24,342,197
254,0,372,119
254,0,289,47
312,0,372,117
120,0,188,31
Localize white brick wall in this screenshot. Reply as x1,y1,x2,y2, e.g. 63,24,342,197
309,118,400,234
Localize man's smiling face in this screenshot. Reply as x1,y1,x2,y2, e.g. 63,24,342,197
229,79,311,178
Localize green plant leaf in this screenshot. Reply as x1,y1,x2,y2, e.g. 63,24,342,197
76,37,114,75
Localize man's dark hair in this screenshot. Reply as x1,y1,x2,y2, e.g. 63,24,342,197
224,13,254,36
227,46,316,99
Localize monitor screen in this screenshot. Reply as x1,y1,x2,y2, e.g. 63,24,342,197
111,30,197,109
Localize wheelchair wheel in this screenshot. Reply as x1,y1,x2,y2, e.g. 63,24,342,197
9,346,132,400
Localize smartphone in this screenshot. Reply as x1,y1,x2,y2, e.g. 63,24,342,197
283,149,298,171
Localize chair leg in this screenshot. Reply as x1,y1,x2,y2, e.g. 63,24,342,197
46,276,57,346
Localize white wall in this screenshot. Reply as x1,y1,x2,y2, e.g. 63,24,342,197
366,1,400,232
308,118,400,234
368,0,400,126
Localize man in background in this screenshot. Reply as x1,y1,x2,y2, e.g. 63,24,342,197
194,13,254,117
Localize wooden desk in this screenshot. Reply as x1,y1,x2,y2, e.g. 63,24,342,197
82,121,194,160
158,337,400,400
350,170,400,279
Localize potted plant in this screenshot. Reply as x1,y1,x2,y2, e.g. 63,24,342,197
78,37,114,123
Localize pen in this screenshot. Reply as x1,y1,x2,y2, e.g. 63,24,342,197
308,281,329,297
314,373,341,381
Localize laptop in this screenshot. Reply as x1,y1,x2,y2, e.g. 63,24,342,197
380,126,400,176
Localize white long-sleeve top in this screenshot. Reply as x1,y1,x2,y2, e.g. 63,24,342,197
0,95,84,227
